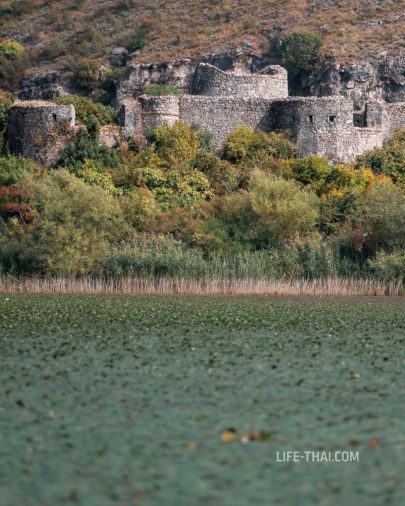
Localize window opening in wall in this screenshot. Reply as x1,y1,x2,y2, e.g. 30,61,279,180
308,115,314,124
52,114,57,122
329,115,336,123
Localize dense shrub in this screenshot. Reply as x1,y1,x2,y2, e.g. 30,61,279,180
123,123,214,210
0,39,28,89
69,159,122,195
369,250,405,283
243,170,319,245
1,121,403,282
356,130,405,186
347,180,405,258
57,121,121,169
127,24,150,52
287,159,386,234
0,157,37,227
197,171,319,251
223,126,296,184
0,156,36,186
288,155,331,194
128,163,212,211
118,188,158,231
17,171,127,275
146,122,201,163
0,90,12,131
192,151,238,196
0,39,25,60
277,31,323,73
55,95,116,125
73,58,101,90
224,126,296,164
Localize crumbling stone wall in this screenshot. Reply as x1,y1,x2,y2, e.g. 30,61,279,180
353,128,383,157
181,95,358,161
6,101,75,166
365,101,385,128
129,93,387,162
180,96,272,149
117,98,143,137
192,63,288,99
7,65,405,166
116,47,275,104
384,102,405,140
270,97,355,161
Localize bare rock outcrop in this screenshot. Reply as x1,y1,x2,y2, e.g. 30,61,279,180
310,55,405,111
116,47,272,103
17,68,73,101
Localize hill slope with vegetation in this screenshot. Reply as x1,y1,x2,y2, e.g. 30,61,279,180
1,0,404,69
0,1,404,289
0,121,404,287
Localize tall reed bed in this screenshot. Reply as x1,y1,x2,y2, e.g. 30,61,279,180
0,276,402,296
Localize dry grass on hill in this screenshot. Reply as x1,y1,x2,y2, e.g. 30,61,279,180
1,0,404,68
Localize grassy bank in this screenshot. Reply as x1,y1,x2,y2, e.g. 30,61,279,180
0,276,402,296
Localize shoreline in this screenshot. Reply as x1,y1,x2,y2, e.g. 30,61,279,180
0,276,403,297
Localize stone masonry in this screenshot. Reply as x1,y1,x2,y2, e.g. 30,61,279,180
6,63,405,164
119,62,402,162
192,63,288,99
6,101,76,166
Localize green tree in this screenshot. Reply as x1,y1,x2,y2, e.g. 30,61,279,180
125,123,214,211
0,156,36,186
347,180,405,258
278,31,323,72
146,122,201,164
277,31,323,90
224,126,296,165
73,58,101,90
18,171,127,275
0,157,37,225
128,24,150,52
369,250,405,283
198,171,319,251
287,155,331,195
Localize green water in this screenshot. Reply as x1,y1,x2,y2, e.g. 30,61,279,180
0,294,404,505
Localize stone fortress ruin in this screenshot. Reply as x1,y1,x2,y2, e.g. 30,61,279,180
7,62,405,165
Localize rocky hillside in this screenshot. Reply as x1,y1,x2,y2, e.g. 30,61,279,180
1,0,404,66
1,0,405,110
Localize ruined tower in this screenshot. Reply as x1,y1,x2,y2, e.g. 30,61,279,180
6,101,76,166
